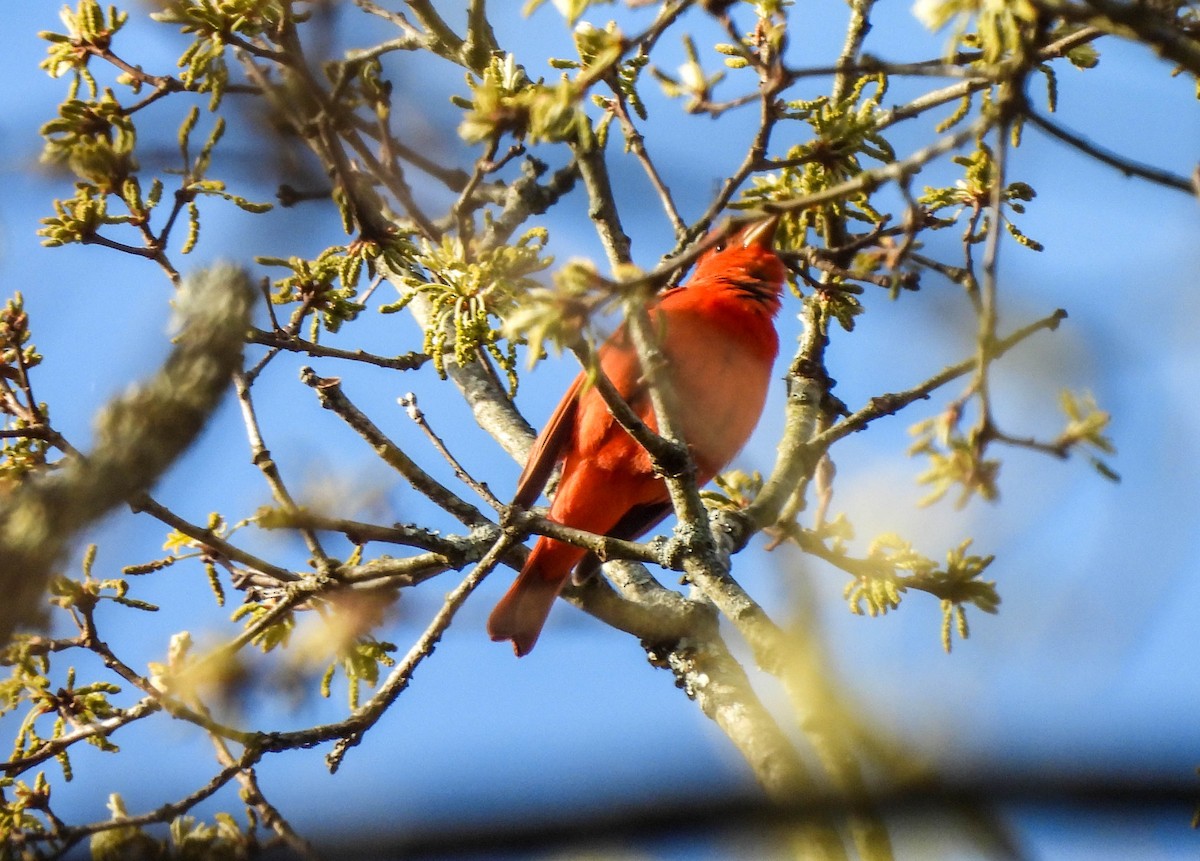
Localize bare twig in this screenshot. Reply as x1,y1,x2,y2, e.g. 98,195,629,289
1024,107,1195,193
320,532,516,772
300,367,489,528
130,494,300,584
247,328,429,372
234,374,334,572
399,392,504,510
811,309,1069,454
607,86,687,236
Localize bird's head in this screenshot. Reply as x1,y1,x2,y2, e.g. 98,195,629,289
689,215,787,304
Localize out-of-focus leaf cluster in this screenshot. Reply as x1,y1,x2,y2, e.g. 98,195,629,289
909,409,1001,508
597,29,650,114
40,91,137,194
524,0,616,26
90,794,255,861
703,469,765,512
650,35,727,113
556,22,650,122
914,0,1040,65
456,53,588,145
502,257,622,368
319,637,397,711
815,281,867,333
230,602,295,655
1057,389,1119,480
147,630,250,711
715,9,788,72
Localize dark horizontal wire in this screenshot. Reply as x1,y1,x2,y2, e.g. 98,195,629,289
304,776,1200,860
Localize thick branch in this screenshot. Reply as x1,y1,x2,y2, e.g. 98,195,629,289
0,266,252,642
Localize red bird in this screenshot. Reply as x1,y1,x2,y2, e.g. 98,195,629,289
488,217,786,656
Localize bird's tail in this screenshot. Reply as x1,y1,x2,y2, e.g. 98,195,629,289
487,536,585,657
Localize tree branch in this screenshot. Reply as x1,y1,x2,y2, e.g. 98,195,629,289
1024,107,1195,193
300,367,490,528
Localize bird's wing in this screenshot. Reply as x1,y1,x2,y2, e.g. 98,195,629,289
512,372,584,508
514,313,661,507
571,500,674,583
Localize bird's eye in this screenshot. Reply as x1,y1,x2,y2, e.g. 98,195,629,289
713,241,727,252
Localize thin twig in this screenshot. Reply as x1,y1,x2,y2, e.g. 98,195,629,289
811,309,1069,453
300,367,489,528
607,85,687,237
77,606,257,746
320,533,517,772
1024,107,1195,193
1,699,160,776
399,392,504,510
35,757,254,854
207,732,317,858
261,509,480,557
688,64,788,250
129,494,299,584
234,374,334,572
1034,0,1200,77
247,327,429,372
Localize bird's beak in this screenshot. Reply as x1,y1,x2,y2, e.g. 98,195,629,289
739,214,780,250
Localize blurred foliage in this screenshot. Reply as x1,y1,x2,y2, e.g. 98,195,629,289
456,52,589,144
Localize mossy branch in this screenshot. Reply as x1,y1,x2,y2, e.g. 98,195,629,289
0,265,253,643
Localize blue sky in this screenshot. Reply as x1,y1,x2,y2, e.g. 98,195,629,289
2,1,1199,858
